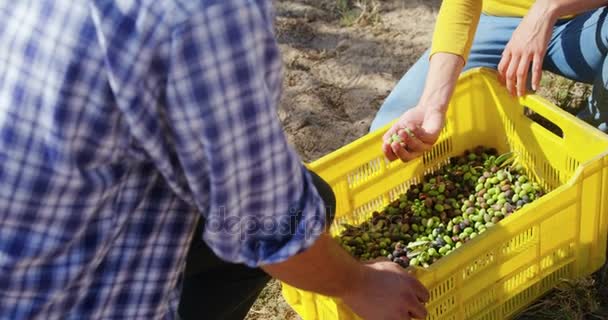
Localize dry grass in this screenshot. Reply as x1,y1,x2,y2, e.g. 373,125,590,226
536,72,592,114
336,0,382,26
246,280,300,320
515,277,606,320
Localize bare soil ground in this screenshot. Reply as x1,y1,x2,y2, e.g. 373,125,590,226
275,0,438,162
245,1,605,319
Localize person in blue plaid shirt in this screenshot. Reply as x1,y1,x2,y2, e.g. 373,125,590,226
0,1,429,319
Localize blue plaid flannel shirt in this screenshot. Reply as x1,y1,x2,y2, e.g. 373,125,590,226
0,1,326,319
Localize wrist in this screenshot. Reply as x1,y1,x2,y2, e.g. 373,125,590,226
347,262,367,294
418,87,450,113
417,101,448,114
339,262,368,300
531,0,560,22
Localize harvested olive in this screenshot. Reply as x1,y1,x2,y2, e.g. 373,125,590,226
335,146,544,269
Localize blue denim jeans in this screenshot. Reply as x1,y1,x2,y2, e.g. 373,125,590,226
370,8,608,133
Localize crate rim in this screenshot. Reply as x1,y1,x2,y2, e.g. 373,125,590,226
306,67,608,193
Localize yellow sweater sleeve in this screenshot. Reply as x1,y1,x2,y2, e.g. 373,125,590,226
430,0,483,61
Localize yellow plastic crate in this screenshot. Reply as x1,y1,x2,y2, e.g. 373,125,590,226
281,68,608,320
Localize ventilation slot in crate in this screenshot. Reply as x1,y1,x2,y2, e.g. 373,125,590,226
503,265,538,294
540,263,572,292
502,112,517,148
566,156,579,174
502,283,539,317
510,145,537,177
423,138,453,166
540,162,561,191
540,245,573,272
387,177,420,202
331,195,384,233
464,288,497,318
331,215,356,235
463,251,496,280
439,121,450,137
422,159,451,178
346,157,383,189
351,196,384,221
428,295,457,320
500,227,537,257
429,276,455,301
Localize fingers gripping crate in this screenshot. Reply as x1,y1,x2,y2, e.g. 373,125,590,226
281,68,608,320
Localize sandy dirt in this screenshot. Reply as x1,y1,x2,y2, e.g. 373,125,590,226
275,0,439,162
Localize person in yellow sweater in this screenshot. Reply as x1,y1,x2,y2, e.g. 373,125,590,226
371,0,608,163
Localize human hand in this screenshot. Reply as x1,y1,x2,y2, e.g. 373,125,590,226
497,1,557,96
382,106,445,162
341,261,430,320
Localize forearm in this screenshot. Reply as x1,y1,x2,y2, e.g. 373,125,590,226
536,0,608,18
261,233,364,297
418,53,465,113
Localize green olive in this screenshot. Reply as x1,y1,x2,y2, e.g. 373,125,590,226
335,147,543,269
410,258,420,266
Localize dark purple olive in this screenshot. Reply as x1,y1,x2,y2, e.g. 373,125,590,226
436,238,446,246
397,256,410,268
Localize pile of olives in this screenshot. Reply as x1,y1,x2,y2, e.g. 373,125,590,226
337,146,544,268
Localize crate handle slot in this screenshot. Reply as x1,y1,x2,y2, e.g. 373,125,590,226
516,94,580,141
523,106,564,138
